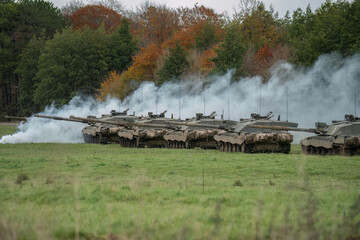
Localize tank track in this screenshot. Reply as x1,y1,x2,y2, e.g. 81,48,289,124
217,142,290,154
83,134,100,144
165,140,193,149
301,145,356,156
119,137,138,147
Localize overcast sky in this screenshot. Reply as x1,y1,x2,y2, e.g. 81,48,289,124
50,0,328,17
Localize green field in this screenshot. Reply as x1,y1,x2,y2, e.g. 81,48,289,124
0,126,359,240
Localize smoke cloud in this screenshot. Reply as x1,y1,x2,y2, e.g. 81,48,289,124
1,53,359,144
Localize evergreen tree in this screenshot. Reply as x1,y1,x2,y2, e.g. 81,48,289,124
108,17,138,72
157,41,189,85
0,0,66,115
34,26,109,108
195,20,217,50
212,23,246,76
15,35,46,115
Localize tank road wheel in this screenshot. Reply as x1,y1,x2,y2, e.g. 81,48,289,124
219,142,224,152
227,143,231,152
318,147,327,156
241,143,253,153
217,142,221,151
301,145,309,155
339,146,354,156
280,144,291,154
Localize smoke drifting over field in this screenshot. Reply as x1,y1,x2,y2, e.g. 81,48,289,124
1,53,359,144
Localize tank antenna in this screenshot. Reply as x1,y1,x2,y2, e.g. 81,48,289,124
155,88,158,114
259,82,262,115
203,83,206,115
286,82,288,121
141,85,143,116
355,78,357,116
178,80,181,119
227,81,230,120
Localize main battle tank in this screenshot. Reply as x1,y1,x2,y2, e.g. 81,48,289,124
214,112,298,153
163,111,237,149
117,111,184,148
251,114,360,156
35,109,140,144
80,109,139,144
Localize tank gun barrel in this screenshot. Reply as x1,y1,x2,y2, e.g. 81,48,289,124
34,114,94,124
165,121,226,130
4,115,28,121
249,124,319,133
69,115,186,129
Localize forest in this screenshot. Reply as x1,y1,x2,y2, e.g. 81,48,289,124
0,0,359,116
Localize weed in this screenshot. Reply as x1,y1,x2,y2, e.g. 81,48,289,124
233,180,243,187
16,173,29,184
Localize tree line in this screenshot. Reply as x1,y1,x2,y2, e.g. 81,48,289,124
0,0,359,116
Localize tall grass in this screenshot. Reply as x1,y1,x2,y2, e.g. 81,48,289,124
0,127,359,239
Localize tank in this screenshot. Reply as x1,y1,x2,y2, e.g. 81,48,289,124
35,109,140,144
214,112,298,153
253,114,360,156
80,109,140,144
163,112,237,149
117,111,184,148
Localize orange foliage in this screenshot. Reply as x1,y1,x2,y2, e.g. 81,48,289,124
177,5,223,29
251,43,292,82
162,24,199,50
200,48,217,75
254,42,272,63
71,5,122,33
129,43,163,80
97,71,123,100
132,4,179,46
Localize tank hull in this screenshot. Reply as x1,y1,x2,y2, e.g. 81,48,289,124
300,135,360,156
82,125,124,144
214,132,293,153
118,128,169,148
164,129,224,149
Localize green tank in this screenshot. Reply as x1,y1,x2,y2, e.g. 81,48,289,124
163,112,237,149
214,112,298,153
251,114,360,156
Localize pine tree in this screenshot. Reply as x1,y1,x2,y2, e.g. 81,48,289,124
157,41,189,85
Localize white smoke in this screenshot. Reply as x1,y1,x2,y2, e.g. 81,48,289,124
1,53,359,144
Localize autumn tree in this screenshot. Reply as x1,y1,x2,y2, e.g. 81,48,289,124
71,5,121,32
177,5,223,29
127,43,163,82
130,2,179,46
97,71,124,100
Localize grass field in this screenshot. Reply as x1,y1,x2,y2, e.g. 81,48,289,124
0,126,359,240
